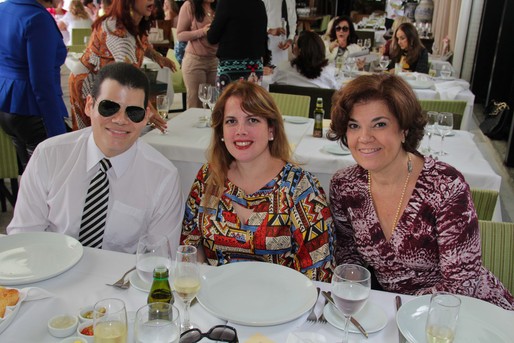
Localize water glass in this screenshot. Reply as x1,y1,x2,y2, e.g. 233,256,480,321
441,64,452,79
134,303,180,343
357,39,363,47
436,112,453,156
425,292,461,343
136,234,172,285
207,86,220,112
93,298,127,343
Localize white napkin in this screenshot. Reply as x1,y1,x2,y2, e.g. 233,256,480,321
286,332,327,343
433,80,469,100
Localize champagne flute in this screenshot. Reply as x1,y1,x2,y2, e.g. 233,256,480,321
207,86,219,112
173,245,201,332
198,83,211,110
331,264,371,343
93,298,127,343
136,234,172,286
156,95,169,120
423,111,439,155
436,112,453,156
335,55,344,77
134,303,180,343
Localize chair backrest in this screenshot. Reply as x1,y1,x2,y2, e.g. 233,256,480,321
478,220,514,294
314,15,332,34
0,127,18,179
71,27,92,46
470,188,499,221
270,93,311,118
166,49,187,94
418,99,467,130
268,84,335,119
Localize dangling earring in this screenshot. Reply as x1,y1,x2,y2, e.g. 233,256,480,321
269,135,274,141
221,138,224,142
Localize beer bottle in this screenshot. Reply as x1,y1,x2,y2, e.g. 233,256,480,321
147,266,173,320
313,97,324,138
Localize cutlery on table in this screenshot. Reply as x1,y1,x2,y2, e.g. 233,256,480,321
317,291,327,324
106,266,136,289
321,291,368,338
395,295,406,343
304,287,321,326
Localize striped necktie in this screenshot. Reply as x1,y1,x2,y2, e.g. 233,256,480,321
79,158,112,248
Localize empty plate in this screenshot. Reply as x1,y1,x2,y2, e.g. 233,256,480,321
324,302,387,334
322,144,351,155
283,116,310,124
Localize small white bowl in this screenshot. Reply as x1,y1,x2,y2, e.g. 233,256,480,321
78,306,94,323
60,336,87,343
48,314,79,338
76,322,94,343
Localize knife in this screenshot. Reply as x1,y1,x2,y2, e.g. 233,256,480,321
321,291,368,338
395,296,406,343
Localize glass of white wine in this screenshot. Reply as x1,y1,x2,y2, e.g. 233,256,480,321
173,245,201,332
93,298,127,343
425,292,461,343
134,303,180,343
156,95,169,120
331,264,371,343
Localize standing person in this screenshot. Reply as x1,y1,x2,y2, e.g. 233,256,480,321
388,22,429,73
181,81,334,281
207,0,267,91
58,0,93,45
0,0,68,172
82,0,98,21
177,0,218,108
68,0,176,133
8,63,184,255
262,0,297,66
328,74,514,310
163,0,179,26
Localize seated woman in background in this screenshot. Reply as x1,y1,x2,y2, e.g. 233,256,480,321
58,0,93,45
181,81,334,282
328,74,514,310
324,15,361,63
379,15,410,58
272,30,337,89
388,22,429,73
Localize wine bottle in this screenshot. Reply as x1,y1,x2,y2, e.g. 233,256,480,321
147,266,173,320
313,98,324,138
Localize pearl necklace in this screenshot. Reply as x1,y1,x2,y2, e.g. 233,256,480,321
368,154,412,233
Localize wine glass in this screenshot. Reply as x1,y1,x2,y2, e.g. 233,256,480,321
441,64,452,79
198,83,211,109
357,39,363,48
207,86,219,112
156,95,169,120
93,298,127,343
331,264,371,343
335,55,344,77
364,38,371,51
136,234,172,286
436,112,453,156
173,245,201,332
134,303,181,343
345,57,356,78
379,55,389,72
423,111,439,155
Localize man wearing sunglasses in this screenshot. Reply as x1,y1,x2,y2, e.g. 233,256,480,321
7,63,184,255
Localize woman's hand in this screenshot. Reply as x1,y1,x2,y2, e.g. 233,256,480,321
147,102,168,133
267,28,285,36
157,54,177,72
329,40,339,52
278,39,292,50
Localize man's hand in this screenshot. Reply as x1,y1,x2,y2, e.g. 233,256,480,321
147,102,168,134
268,27,286,36
278,39,292,50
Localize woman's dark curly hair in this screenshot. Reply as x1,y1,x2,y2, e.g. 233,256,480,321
329,16,358,45
291,31,328,79
327,74,426,155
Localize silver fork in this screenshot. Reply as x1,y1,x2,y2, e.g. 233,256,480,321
106,266,136,288
304,287,321,326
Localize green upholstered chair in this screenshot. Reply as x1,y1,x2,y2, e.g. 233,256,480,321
470,188,499,221
0,127,19,212
268,84,335,119
270,93,311,118
478,220,514,294
166,47,187,112
313,15,331,34
418,100,467,130
71,27,92,45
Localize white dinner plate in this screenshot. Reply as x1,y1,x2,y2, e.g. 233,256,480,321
324,302,387,334
434,130,455,137
283,116,310,124
396,295,514,343
128,270,151,292
322,144,351,156
196,261,317,326
407,80,434,89
0,232,83,285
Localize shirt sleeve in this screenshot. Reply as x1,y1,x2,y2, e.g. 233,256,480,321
206,0,228,45
176,1,204,42
286,0,297,41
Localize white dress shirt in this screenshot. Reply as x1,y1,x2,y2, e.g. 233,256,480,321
8,128,184,255
325,42,363,63
272,60,338,89
262,0,298,66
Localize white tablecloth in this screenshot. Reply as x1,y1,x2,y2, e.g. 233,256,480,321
2,244,513,343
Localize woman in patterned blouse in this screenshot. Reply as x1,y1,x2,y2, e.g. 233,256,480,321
181,81,334,282
328,74,513,309
68,0,176,132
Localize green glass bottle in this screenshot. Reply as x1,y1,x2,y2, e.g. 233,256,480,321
147,266,173,320
313,97,324,138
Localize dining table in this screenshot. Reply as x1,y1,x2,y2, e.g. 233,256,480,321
2,234,513,343
141,109,502,221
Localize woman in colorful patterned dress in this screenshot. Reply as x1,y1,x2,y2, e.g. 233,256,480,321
68,0,176,132
328,74,513,309
181,81,334,282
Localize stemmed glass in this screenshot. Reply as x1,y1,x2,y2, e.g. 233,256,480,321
93,298,127,343
156,95,169,120
345,57,357,78
379,55,389,72
423,111,439,155
207,86,220,112
198,83,211,109
335,55,344,77
331,264,371,343
436,112,453,156
364,38,371,51
136,234,172,286
440,64,452,79
173,245,201,332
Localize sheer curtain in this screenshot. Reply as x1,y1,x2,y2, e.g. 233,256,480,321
432,0,462,56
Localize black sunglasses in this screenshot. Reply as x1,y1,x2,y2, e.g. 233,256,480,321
336,26,350,32
97,99,146,123
179,325,238,343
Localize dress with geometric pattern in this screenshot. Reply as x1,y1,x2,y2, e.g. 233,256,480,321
182,162,335,282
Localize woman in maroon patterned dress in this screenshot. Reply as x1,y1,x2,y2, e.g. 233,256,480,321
328,74,514,310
